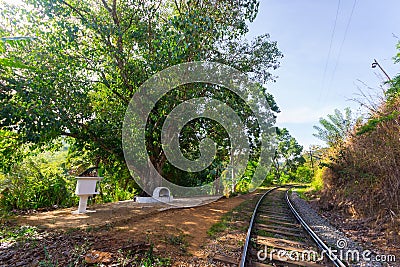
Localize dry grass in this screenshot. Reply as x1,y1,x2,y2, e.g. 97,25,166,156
319,95,400,243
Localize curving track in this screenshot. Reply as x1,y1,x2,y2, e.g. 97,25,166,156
240,186,347,267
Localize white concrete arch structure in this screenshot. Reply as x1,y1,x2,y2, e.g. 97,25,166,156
135,187,173,203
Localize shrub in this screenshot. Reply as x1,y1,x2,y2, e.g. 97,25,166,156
0,151,77,211
311,167,325,192
294,166,313,183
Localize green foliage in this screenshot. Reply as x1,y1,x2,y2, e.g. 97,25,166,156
0,225,39,243
234,180,250,194
269,128,304,183
278,173,291,184
357,77,400,135
140,245,171,267
0,130,28,173
293,187,311,201
95,163,137,203
262,172,276,186
207,221,229,238
207,203,246,238
66,145,139,202
0,149,77,211
0,0,283,199
39,246,58,267
313,108,359,147
385,75,400,100
293,165,313,183
357,110,399,135
234,160,259,193
311,167,324,192
0,36,34,69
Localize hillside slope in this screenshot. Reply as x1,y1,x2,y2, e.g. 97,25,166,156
320,79,400,244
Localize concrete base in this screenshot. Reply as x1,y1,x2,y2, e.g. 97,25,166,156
135,196,173,203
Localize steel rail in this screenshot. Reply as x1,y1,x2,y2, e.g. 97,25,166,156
285,188,347,267
239,186,280,267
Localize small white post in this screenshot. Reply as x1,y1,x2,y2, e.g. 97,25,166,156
77,195,89,213
73,176,103,214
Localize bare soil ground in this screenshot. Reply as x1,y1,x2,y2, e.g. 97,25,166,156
5,188,397,266
0,193,259,266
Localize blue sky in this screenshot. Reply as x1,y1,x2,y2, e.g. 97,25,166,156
247,0,400,149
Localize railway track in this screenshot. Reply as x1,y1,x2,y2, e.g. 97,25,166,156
239,186,347,267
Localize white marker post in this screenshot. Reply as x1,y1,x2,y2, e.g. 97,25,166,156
73,176,103,214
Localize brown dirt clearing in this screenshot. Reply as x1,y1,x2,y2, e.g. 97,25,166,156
2,193,259,266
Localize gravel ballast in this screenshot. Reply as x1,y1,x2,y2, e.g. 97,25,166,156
290,191,387,267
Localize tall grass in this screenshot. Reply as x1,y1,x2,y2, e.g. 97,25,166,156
320,92,400,240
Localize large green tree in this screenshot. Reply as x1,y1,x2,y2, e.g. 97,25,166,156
0,0,282,191
269,128,304,183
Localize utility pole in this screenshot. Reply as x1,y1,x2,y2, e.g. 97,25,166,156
372,59,391,82
309,149,314,175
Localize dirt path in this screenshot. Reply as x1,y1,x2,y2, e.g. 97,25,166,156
106,194,254,256
2,193,258,266
16,200,169,230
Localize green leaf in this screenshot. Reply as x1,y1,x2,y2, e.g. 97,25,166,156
0,57,31,69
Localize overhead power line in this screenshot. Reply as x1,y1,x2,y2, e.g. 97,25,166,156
319,0,341,101
329,0,357,87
